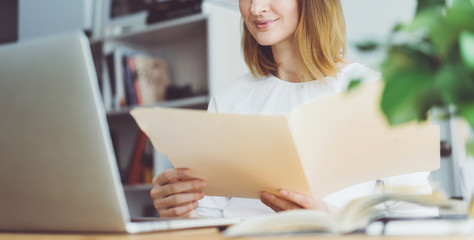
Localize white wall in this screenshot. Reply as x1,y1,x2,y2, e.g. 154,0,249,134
204,0,247,96
342,0,417,69
19,0,93,41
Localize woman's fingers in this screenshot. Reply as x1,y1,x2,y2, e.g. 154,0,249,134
154,192,205,210
260,193,283,212
158,201,200,218
151,179,207,199
150,168,207,218
153,168,191,186
278,189,316,209
260,192,300,211
260,190,330,213
278,189,329,211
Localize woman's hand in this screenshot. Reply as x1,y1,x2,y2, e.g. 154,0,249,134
150,168,206,218
260,189,337,215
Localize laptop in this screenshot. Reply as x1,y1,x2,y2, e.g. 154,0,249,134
0,32,239,233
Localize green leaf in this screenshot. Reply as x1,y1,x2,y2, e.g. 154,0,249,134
461,104,474,157
382,45,437,78
347,78,362,91
460,104,474,128
380,72,438,125
416,0,446,13
380,44,441,125
405,7,443,32
467,138,474,157
417,0,474,58
460,31,474,70
449,0,474,20
377,0,474,127
354,42,379,52
435,63,474,105
392,23,404,33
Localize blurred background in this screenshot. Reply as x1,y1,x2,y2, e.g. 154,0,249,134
0,0,460,217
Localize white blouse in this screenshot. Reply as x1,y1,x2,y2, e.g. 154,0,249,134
196,63,437,219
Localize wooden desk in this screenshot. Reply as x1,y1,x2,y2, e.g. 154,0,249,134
1,228,474,240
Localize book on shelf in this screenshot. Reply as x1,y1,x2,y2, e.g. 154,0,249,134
223,188,453,237
100,57,113,110
144,0,203,24
102,47,172,111
141,140,155,184
113,48,127,108
123,54,138,106
128,56,143,104
126,130,155,185
127,130,148,185
130,81,440,199
110,0,146,19
105,52,117,108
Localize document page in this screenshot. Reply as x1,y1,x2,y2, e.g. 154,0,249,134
287,82,440,198
131,108,311,198
131,82,440,199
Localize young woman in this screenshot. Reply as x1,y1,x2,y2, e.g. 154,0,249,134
150,0,436,218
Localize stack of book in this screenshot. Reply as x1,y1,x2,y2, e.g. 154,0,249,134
110,0,147,18
144,0,203,24
102,48,171,110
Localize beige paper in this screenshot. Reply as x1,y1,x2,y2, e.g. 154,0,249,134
287,82,440,199
130,109,311,198
130,81,440,199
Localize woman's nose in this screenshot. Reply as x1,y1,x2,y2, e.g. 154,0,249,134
250,0,269,15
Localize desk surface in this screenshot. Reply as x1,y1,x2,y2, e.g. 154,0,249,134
1,228,474,240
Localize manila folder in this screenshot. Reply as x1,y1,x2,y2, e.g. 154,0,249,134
130,81,440,199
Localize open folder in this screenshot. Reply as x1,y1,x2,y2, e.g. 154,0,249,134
130,81,440,199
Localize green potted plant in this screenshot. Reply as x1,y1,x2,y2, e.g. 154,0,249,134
355,0,474,207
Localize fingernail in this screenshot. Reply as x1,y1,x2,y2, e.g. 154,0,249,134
262,192,270,199
280,190,288,196
182,169,191,176
198,181,206,187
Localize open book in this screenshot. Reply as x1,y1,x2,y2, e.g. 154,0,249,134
223,189,453,237
130,81,439,199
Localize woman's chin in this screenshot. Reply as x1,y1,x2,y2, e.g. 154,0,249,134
255,38,275,46
252,33,292,47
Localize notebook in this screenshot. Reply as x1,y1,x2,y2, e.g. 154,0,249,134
0,31,239,233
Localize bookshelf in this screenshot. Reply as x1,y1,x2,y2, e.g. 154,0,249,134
91,13,209,111
99,14,206,45
106,95,209,116
87,0,246,218
90,13,210,218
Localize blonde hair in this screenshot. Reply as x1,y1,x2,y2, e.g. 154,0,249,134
242,0,347,82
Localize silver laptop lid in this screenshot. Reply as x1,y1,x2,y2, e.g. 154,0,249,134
0,32,130,232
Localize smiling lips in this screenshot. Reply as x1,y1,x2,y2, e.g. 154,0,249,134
254,19,278,29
